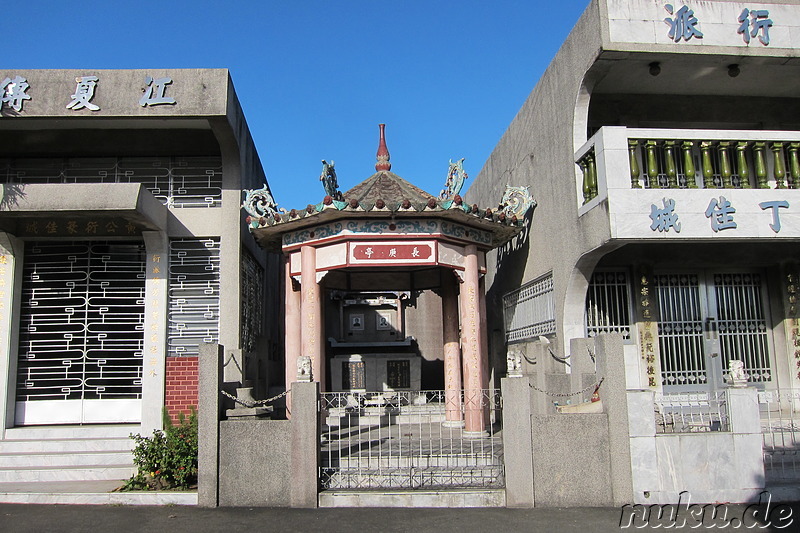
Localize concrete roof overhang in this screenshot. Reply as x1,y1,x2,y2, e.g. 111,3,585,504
588,50,800,98
0,182,168,236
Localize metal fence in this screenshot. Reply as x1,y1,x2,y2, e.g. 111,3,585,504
758,389,800,482
319,389,503,491
654,391,730,433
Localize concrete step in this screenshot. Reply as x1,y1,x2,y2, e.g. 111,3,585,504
0,480,197,505
0,437,134,454
4,424,139,440
0,464,136,483
0,451,134,468
0,425,139,483
319,488,506,508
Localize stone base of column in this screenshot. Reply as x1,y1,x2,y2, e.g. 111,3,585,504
441,419,465,428
462,430,489,439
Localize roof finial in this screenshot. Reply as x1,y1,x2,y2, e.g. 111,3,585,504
375,123,391,171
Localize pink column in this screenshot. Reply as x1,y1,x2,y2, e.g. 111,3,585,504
284,255,301,416
301,245,324,390
461,244,486,435
441,271,464,428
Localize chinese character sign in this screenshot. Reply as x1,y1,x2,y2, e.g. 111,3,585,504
1,76,31,112
664,4,703,42
66,76,100,111
738,8,772,45
139,76,176,107
650,198,682,233
646,197,792,235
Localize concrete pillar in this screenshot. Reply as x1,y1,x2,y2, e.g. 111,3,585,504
284,255,301,415
0,233,22,434
501,376,535,507
290,381,319,508
198,343,225,508
141,231,168,435
441,272,464,427
593,334,634,506
300,246,324,390
461,244,486,435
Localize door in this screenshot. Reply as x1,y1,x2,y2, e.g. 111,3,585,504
15,241,145,425
654,271,773,392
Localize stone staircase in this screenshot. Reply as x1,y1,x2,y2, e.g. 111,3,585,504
0,425,137,485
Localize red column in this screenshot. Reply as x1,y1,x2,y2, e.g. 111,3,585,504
301,245,324,390
284,255,301,416
442,271,464,427
461,244,486,435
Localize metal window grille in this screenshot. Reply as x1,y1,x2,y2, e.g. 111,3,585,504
319,389,503,490
714,273,772,383
759,389,800,483
240,248,264,353
585,270,632,340
0,156,222,208
503,273,555,342
655,391,729,433
16,241,145,401
654,274,707,386
167,238,220,357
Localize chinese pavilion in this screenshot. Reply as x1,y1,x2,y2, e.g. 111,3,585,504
243,125,534,434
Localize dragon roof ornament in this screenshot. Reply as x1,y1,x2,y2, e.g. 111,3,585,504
440,158,467,201
242,184,285,228
320,159,343,201
498,185,536,220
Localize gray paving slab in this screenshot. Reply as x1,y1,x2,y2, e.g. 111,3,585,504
0,502,798,533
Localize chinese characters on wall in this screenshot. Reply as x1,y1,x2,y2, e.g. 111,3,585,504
148,254,164,377
650,196,790,234
1,74,178,113
637,266,660,388
664,4,773,45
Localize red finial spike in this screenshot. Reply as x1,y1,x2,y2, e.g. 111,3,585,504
376,123,391,171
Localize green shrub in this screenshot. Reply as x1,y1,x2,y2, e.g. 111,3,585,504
122,408,198,491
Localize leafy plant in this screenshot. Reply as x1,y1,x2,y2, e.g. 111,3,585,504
121,408,198,491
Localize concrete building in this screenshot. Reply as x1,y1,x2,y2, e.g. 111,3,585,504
0,69,280,488
467,0,800,505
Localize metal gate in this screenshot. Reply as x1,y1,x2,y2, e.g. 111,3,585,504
319,390,503,491
654,271,772,391
15,241,145,425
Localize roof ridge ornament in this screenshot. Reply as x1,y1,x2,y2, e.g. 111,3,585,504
375,123,391,171
499,185,536,220
320,159,343,201
440,158,467,202
242,184,285,230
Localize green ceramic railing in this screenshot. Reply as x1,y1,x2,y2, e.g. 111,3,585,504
629,139,800,190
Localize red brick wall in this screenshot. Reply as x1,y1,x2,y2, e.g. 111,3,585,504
165,356,198,425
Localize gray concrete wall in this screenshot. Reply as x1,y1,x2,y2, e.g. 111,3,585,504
501,334,632,507
198,343,225,507
532,413,612,507
465,0,608,358
218,419,292,507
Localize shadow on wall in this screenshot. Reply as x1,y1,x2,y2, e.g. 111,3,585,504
484,208,535,383
0,184,25,211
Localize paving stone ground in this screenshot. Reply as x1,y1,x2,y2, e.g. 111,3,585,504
1,502,798,533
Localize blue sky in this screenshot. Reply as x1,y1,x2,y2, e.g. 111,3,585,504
11,1,587,209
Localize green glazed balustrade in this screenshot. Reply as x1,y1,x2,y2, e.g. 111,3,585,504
627,139,800,190
578,149,598,203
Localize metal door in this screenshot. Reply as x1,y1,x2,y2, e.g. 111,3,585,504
654,271,773,391
15,241,145,425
